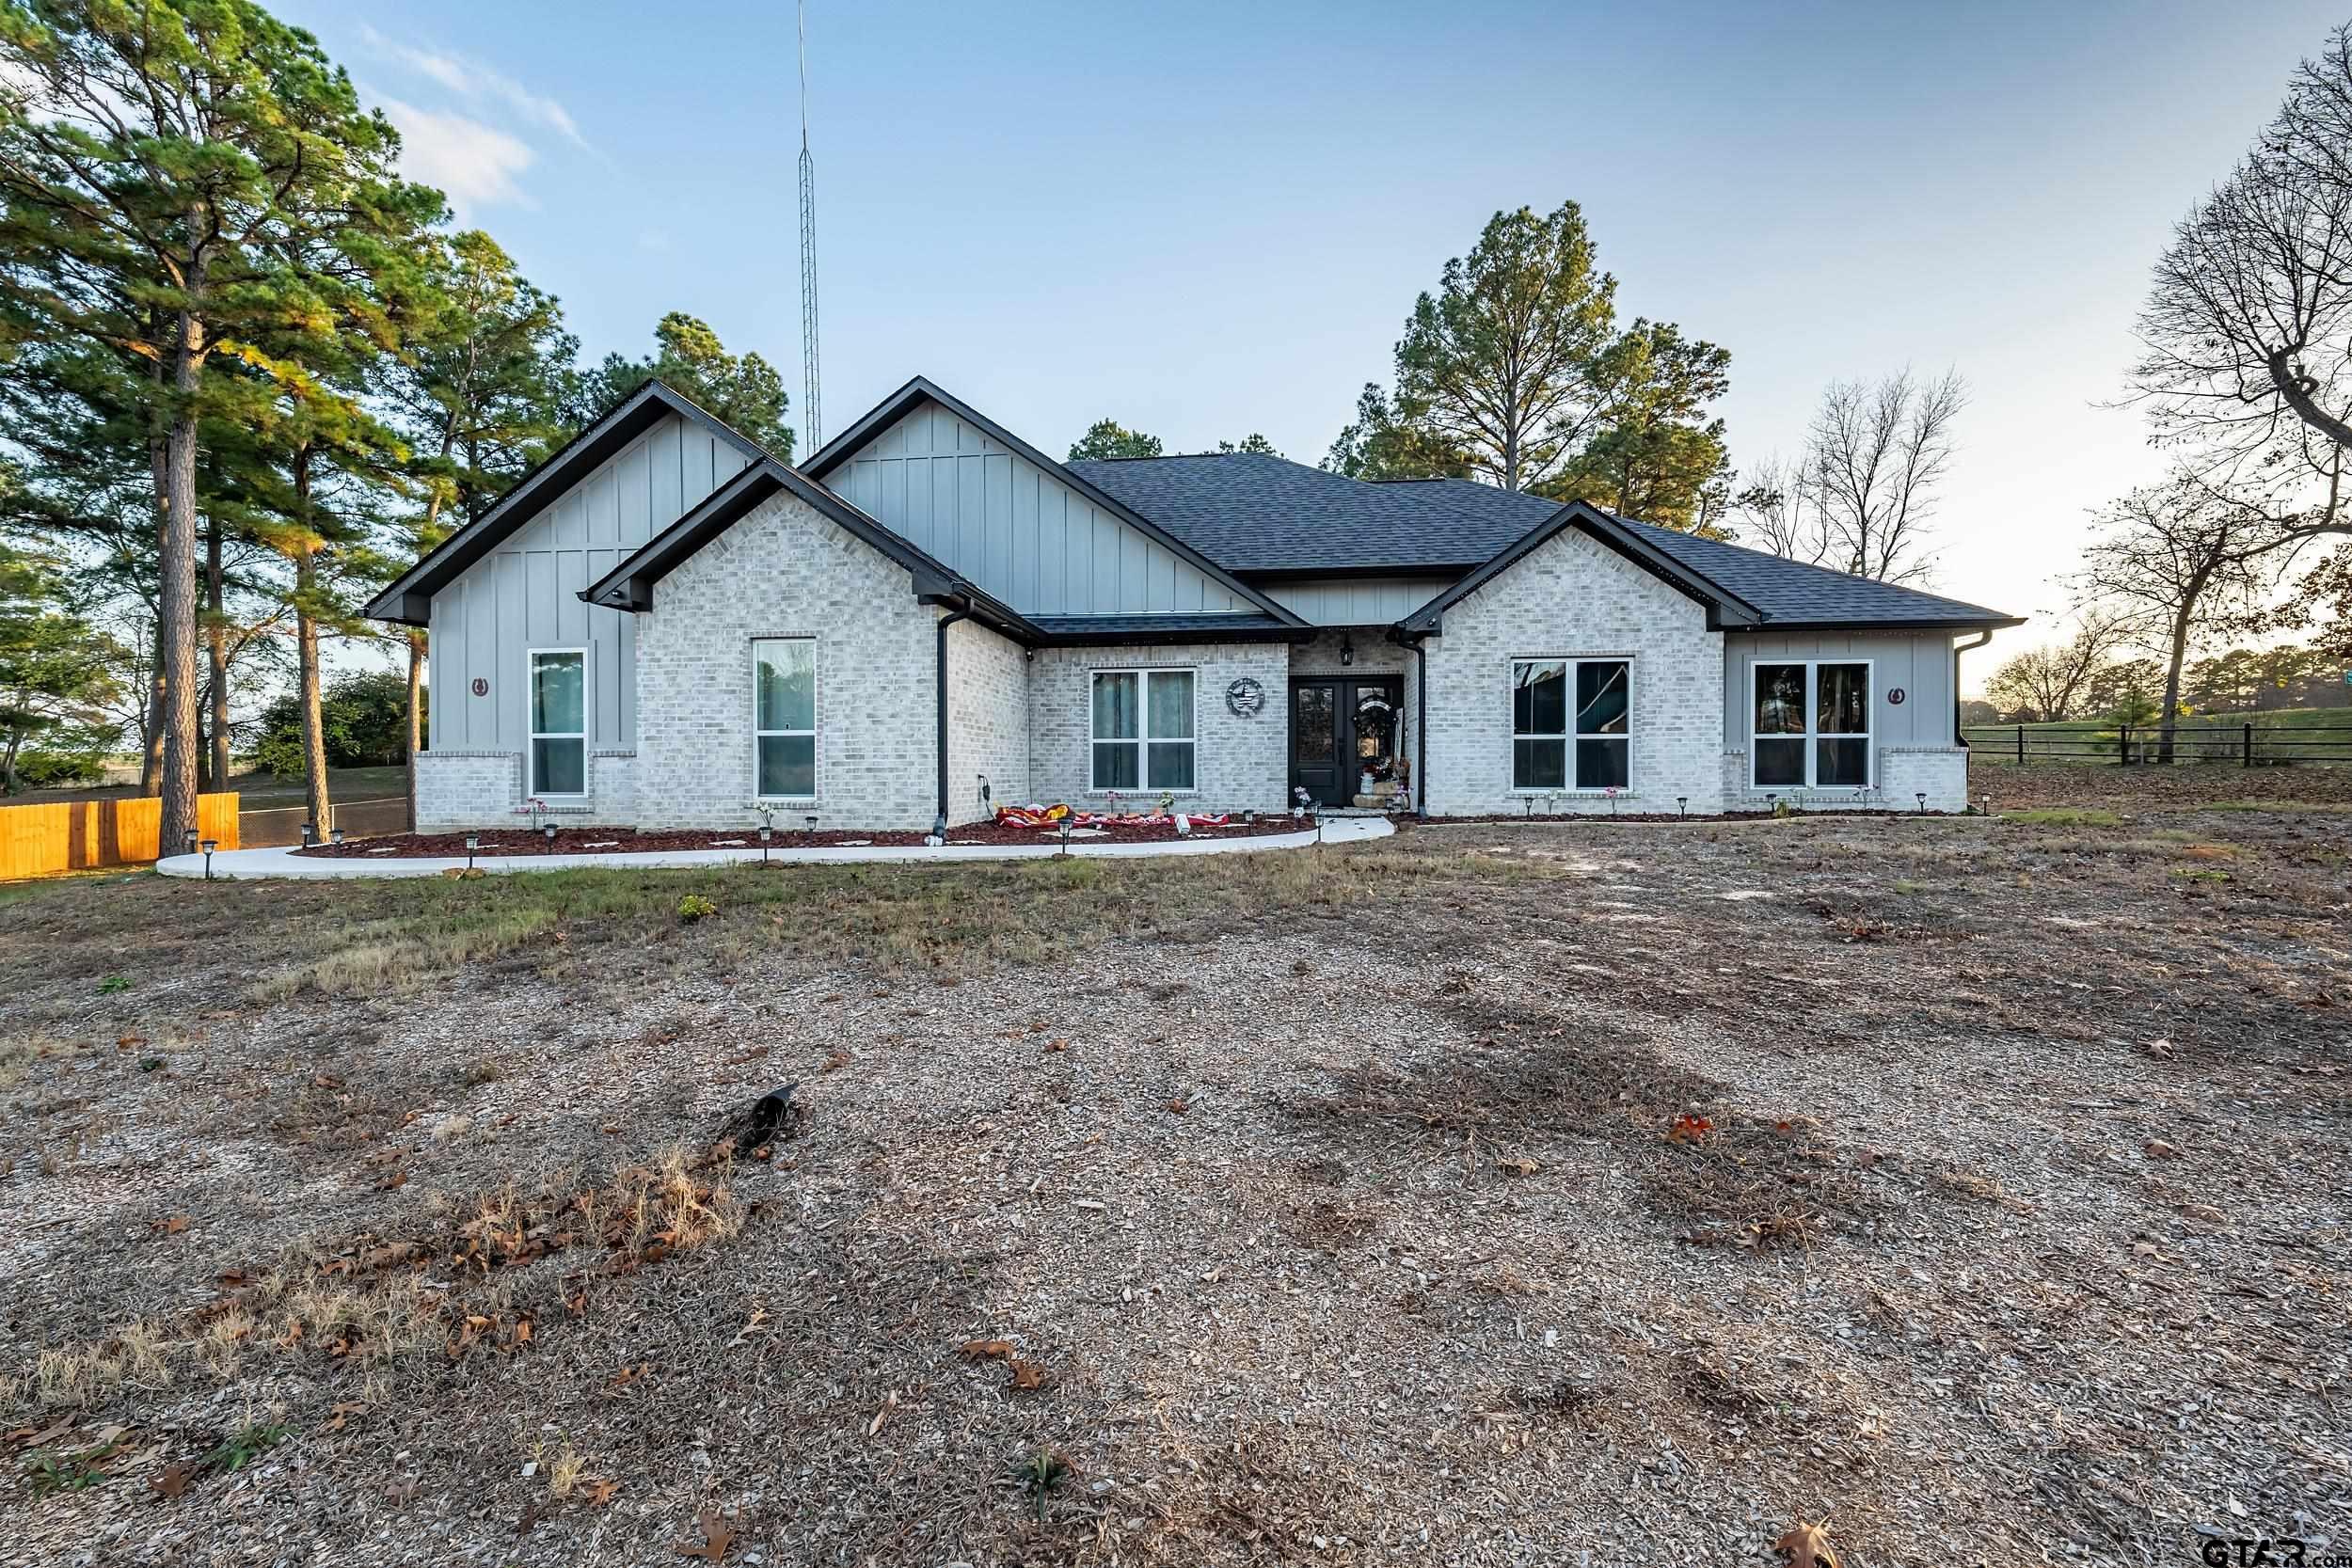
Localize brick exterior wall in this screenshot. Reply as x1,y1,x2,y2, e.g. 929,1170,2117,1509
1421,527,1726,816
414,751,520,832
946,616,1030,825
635,492,941,832
1027,641,1290,814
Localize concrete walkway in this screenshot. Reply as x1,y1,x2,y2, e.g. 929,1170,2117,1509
155,815,1394,880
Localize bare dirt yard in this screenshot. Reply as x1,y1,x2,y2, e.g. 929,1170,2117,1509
2,763,2347,1567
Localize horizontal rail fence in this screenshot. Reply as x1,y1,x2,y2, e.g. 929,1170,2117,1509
0,792,240,880
1963,721,2352,767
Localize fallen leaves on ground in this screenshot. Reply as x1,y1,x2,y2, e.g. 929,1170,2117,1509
1495,1155,1541,1177
675,1507,736,1561
1665,1113,1715,1144
961,1338,1016,1360
1008,1359,1048,1390
1774,1515,1840,1567
151,1463,192,1499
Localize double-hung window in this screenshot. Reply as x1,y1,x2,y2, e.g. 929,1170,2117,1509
528,649,587,797
1091,669,1195,791
1753,660,1871,788
1512,657,1630,790
753,638,817,800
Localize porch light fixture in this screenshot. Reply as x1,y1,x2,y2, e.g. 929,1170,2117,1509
199,839,218,879
464,833,479,871
1339,635,1355,668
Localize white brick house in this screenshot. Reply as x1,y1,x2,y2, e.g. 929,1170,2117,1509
368,376,2020,832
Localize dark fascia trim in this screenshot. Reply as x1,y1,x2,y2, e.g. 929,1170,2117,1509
580,458,1045,647
1029,621,1297,648
1237,562,1481,584
801,375,1309,629
1396,500,1764,635
1721,615,2028,634
364,378,766,626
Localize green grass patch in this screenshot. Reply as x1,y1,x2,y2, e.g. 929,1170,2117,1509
1996,808,2123,827
2175,800,2352,815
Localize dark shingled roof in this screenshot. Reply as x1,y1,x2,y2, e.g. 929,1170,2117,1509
1067,452,2018,629
1027,612,1294,643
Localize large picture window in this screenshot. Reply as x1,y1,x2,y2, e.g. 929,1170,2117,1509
528,649,586,797
1091,669,1196,791
1753,660,1871,789
1513,657,1630,790
754,638,817,800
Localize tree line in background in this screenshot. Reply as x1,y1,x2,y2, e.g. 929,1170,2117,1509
0,0,787,835
1978,23,2352,750
1072,197,1971,580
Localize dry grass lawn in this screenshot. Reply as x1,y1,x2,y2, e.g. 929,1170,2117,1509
1,762,2347,1566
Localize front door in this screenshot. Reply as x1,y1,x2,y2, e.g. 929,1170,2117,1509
1289,677,1404,807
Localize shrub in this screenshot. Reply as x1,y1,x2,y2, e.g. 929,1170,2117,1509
676,894,718,923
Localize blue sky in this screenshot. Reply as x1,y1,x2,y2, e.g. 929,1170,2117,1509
283,0,2345,660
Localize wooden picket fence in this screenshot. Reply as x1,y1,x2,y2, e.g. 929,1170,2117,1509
0,792,240,880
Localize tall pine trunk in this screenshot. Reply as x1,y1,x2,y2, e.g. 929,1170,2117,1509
294,454,332,839
156,304,206,854
207,517,230,791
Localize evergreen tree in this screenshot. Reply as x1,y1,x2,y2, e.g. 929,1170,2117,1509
1067,419,1163,461
0,0,442,850
573,312,790,456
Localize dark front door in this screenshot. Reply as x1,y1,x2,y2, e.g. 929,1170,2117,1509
1290,677,1404,807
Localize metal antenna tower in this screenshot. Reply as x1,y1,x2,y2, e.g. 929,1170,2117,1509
796,0,822,452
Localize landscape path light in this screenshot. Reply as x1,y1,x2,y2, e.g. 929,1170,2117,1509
199,839,218,880
464,834,479,872
758,823,772,865
1676,796,1688,818
1915,792,1928,815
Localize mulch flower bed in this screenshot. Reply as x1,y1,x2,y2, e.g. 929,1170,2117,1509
292,814,1320,858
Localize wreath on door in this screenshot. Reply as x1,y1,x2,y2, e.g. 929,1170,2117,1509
1354,699,1398,782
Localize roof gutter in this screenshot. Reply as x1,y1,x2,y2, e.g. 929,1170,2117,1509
921,595,972,840
1952,627,1995,746
1387,626,1430,820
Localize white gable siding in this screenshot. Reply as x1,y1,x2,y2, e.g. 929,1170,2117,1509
426,413,752,753
827,401,1246,617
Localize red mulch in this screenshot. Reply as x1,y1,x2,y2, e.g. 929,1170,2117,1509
292,814,1321,859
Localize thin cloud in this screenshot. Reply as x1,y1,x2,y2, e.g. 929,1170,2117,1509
358,23,591,151
373,93,538,214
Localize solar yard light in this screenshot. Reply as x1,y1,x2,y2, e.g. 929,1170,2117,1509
183,829,199,858
1057,815,1073,857
541,822,557,852
758,823,772,865
464,833,480,871
804,814,819,845
331,827,346,846
1676,796,1688,818
1915,792,1928,815
300,820,317,847
199,839,218,880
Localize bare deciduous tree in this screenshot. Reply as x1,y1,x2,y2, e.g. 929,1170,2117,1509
1980,610,2136,721
2131,24,2352,538
1731,370,1963,583
2070,476,2283,758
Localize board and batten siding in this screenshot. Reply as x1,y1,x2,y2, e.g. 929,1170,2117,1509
427,413,753,752
827,401,1246,617
1265,577,1457,626
1720,630,1958,751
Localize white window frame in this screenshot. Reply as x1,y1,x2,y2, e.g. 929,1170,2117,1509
1749,657,1874,791
751,637,818,803
526,646,590,800
1510,656,1634,793
1089,667,1199,794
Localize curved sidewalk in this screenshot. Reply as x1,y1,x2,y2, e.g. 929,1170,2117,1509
155,815,1393,880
